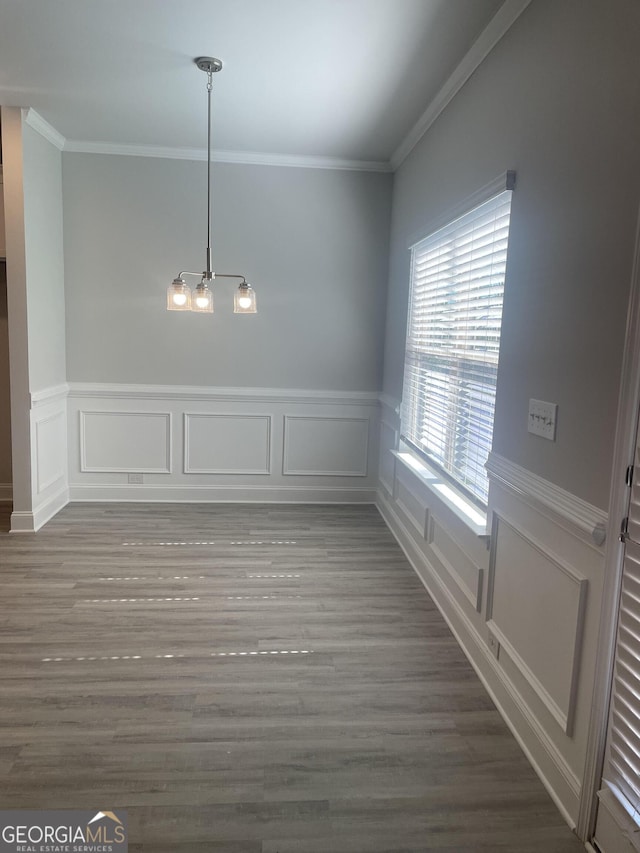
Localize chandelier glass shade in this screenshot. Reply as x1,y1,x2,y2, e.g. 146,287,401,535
192,281,214,313
167,278,192,311
234,282,257,314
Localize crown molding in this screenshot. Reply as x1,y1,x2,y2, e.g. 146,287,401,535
214,149,392,173
391,0,533,170
62,139,392,173
20,1,532,175
23,108,66,151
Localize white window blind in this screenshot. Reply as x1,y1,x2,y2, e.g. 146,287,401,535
401,187,513,505
605,547,640,818
599,493,640,827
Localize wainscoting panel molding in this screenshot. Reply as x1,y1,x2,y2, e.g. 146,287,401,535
486,451,608,547
431,518,484,612
67,383,379,503
394,479,429,540
376,487,582,828
184,413,271,475
16,385,71,532
488,514,587,735
378,420,397,498
67,383,379,407
80,411,172,474
31,383,70,408
377,438,608,828
35,409,67,494
283,416,369,477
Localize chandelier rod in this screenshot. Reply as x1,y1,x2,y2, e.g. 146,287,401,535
206,69,213,279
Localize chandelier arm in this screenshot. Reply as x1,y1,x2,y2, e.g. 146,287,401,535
176,271,208,279
176,271,246,284
214,273,247,283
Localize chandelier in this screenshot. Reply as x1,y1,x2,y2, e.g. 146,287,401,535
167,57,257,314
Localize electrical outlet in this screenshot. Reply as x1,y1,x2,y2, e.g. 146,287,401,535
487,629,500,660
528,398,557,440
128,473,144,484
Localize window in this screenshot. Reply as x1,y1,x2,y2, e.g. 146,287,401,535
400,178,514,506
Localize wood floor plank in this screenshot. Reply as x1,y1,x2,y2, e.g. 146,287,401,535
0,503,583,851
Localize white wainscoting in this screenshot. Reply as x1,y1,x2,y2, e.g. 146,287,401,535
431,516,484,613
487,514,587,735
67,383,379,503
80,411,172,473
184,413,271,475
11,383,70,531
378,420,397,497
283,416,369,476
394,476,430,542
375,397,608,830
35,409,67,491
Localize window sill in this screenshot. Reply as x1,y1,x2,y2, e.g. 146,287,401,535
392,450,488,538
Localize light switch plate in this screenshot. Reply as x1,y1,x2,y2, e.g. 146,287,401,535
528,399,557,440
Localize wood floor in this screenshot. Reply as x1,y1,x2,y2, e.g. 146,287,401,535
0,502,583,852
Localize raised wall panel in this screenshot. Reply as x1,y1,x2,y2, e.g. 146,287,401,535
431,518,483,611
80,411,171,473
67,385,379,503
184,413,271,474
487,515,587,734
34,409,66,494
283,416,369,476
379,421,396,496
395,479,430,541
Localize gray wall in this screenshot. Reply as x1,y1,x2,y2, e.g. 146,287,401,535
22,120,66,392
63,155,392,391
382,0,640,509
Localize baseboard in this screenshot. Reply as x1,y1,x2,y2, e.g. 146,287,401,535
376,488,581,829
9,511,36,532
11,485,69,532
69,484,378,503
0,482,12,503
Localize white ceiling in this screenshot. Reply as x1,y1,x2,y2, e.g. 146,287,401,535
0,0,508,165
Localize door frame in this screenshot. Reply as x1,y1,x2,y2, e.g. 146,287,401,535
578,204,640,841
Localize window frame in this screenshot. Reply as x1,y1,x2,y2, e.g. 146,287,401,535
399,171,515,509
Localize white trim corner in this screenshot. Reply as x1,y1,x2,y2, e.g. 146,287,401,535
486,452,608,548
23,109,66,151
391,0,532,168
